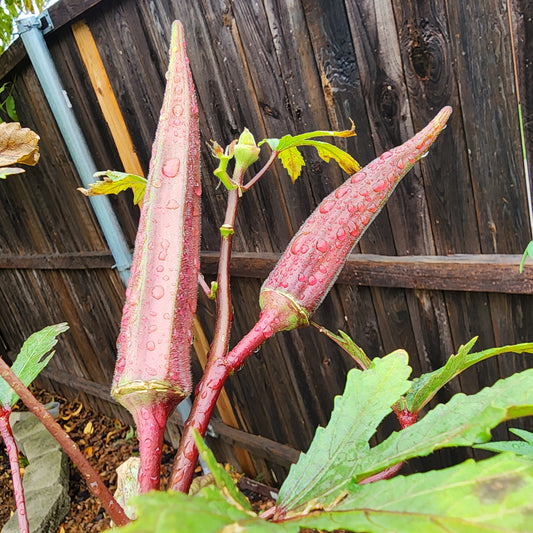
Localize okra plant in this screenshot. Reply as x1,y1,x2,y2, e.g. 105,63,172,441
2,18,533,533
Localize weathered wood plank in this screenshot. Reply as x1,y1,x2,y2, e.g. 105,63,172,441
39,367,300,467
1,251,531,293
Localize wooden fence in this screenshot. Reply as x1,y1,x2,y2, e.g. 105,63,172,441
0,0,532,484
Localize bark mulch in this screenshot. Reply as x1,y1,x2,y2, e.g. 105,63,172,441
0,388,276,532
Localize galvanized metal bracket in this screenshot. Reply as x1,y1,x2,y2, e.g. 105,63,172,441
38,10,54,35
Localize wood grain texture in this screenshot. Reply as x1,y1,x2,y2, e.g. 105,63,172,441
0,0,531,483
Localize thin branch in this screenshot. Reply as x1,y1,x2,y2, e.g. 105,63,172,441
0,358,130,526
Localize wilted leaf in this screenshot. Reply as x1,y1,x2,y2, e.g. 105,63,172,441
79,171,147,206
0,122,39,167
0,323,69,408
296,454,533,533
277,351,411,511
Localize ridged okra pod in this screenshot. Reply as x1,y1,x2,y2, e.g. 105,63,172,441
112,21,201,493
259,106,452,332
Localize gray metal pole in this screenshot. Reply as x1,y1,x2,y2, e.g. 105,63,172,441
16,15,132,285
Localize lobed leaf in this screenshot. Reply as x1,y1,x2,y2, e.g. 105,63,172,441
0,323,69,408
262,124,360,182
79,171,147,206
277,351,411,511
405,338,533,414
295,454,533,532
353,368,533,482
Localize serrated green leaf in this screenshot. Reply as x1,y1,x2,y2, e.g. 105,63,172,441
80,171,147,205
192,428,252,511
353,368,533,482
475,427,533,456
278,146,305,182
0,323,69,408
261,124,359,182
296,454,533,533
109,485,294,533
277,351,411,511
405,338,533,414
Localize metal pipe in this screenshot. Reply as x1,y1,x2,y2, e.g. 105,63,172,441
16,14,132,285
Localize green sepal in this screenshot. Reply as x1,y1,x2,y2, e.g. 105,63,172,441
211,140,238,190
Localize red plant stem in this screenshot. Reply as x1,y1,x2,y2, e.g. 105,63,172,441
242,150,278,192
0,358,129,526
170,311,274,492
358,462,404,485
210,187,240,360
0,409,29,533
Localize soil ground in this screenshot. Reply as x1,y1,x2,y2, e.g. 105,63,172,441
0,388,276,532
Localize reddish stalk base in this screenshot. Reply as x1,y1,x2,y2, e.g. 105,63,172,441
0,409,29,533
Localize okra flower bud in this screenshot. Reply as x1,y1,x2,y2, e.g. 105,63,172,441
259,107,452,331
111,21,201,492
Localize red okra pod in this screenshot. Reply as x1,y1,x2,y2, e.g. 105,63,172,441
259,107,452,330
112,21,201,492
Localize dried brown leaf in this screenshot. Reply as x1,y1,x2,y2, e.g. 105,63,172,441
0,122,40,167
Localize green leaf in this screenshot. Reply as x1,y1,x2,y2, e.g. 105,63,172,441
277,146,305,183
0,323,69,408
277,351,411,511
520,240,533,273
353,368,533,482
5,94,17,122
296,454,533,532
192,428,252,511
261,124,360,183
79,171,147,205
110,485,294,533
475,428,533,457
405,338,533,414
